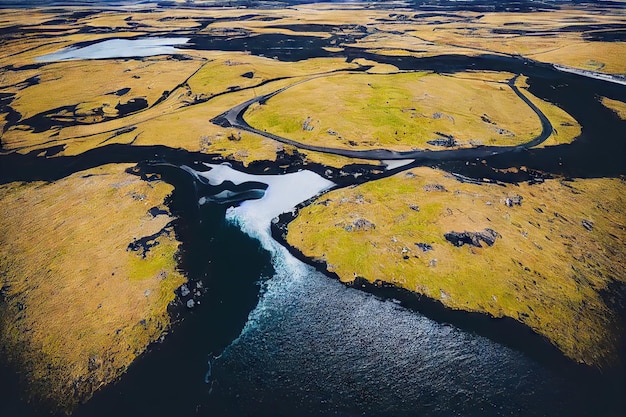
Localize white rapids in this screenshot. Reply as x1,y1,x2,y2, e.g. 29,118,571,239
184,163,579,416
184,163,334,277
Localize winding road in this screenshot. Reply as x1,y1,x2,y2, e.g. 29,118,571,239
211,73,553,162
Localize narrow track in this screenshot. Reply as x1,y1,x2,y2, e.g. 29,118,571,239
211,73,553,162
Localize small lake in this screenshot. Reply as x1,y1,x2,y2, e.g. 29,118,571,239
36,37,190,62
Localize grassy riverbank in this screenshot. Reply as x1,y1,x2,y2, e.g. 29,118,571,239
287,167,626,369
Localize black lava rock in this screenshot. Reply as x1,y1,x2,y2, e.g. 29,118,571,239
444,228,501,248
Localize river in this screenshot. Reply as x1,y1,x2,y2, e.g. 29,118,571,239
63,163,622,417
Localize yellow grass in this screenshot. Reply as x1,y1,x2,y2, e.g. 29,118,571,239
0,164,186,410
601,97,626,120
245,71,551,150
407,10,626,74
531,42,626,74
10,57,202,122
288,167,626,368
513,76,581,147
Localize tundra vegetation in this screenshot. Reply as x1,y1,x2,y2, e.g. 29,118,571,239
287,167,626,368
0,164,185,409
0,0,624,410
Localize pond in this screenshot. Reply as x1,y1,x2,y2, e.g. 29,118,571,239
36,37,190,61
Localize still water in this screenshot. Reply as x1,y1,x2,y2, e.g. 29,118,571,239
36,37,190,61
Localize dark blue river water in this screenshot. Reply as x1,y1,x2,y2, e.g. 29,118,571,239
209,261,579,417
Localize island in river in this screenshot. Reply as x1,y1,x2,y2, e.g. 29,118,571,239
0,0,625,415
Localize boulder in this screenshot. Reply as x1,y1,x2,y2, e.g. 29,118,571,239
180,284,190,297
444,228,501,248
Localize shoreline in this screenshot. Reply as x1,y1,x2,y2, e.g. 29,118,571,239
553,63,626,86
270,206,625,385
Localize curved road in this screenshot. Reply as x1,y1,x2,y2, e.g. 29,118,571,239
211,73,553,162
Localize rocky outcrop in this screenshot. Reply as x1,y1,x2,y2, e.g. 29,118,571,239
504,194,523,207
444,228,501,248
344,218,376,232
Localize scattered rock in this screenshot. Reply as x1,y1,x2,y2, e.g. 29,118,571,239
199,134,212,152
144,289,151,297
434,131,454,139
481,114,494,124
427,137,457,147
582,219,594,231
186,299,195,309
88,355,100,372
327,129,338,136
302,116,314,131
180,284,190,297
423,184,447,192
129,192,146,201
317,199,332,206
494,127,514,136
444,228,501,248
415,243,433,252
345,218,376,232
504,194,523,207
409,204,420,211
433,112,444,119
354,194,367,204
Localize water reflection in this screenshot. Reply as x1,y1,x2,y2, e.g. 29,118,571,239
36,37,190,62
